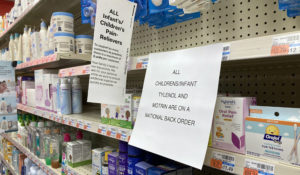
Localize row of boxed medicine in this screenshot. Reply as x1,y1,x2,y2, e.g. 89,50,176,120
210,96,300,167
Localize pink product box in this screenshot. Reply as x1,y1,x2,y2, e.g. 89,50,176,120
212,97,256,154
34,69,58,111
21,81,35,105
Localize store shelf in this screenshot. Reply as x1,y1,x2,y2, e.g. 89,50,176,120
0,0,92,47
1,133,92,175
204,147,300,175
16,53,91,74
17,104,131,142
0,1,41,46
59,64,91,78
0,153,17,175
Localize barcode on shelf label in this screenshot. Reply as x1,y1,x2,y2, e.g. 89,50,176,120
136,56,149,69
272,33,300,55
245,159,275,175
119,129,127,141
84,121,91,130
77,120,84,129
222,44,230,61
71,119,76,127
98,125,107,135
62,117,68,124
109,127,118,138
211,151,235,173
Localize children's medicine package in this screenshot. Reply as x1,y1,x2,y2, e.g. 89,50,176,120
212,97,256,154
246,106,300,166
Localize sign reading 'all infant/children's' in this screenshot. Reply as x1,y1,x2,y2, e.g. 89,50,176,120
129,44,223,170
88,0,136,105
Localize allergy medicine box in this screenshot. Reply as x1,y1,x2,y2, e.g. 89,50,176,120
246,106,300,167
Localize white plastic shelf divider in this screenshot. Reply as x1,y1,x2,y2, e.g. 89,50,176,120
204,147,300,175
1,133,92,175
17,104,131,142
0,153,17,175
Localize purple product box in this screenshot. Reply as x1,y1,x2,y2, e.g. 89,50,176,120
108,152,119,175
135,161,154,175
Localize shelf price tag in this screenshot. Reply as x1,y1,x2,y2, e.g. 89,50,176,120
55,115,61,123
77,120,84,129
84,121,91,131
71,119,76,127
98,124,107,135
118,129,128,141
271,33,300,55
244,159,275,175
109,127,117,138
210,151,235,173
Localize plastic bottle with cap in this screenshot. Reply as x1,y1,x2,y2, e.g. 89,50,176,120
36,121,45,158
9,34,14,61
61,133,71,175
72,77,82,114
28,120,37,153
60,78,72,114
39,19,48,57
13,33,20,62
43,126,52,165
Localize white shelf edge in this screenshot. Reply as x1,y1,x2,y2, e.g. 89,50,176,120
204,147,300,174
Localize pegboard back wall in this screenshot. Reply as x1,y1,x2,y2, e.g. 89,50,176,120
130,0,300,56
126,55,300,108
219,56,300,108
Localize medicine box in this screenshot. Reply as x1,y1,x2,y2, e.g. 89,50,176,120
92,147,115,175
135,161,154,175
246,106,300,167
100,94,134,129
67,141,82,166
212,97,256,154
108,152,119,175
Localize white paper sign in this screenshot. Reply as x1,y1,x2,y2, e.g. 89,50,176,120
129,45,223,169
88,0,136,105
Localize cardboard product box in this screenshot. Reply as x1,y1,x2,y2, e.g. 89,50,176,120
246,106,300,167
212,97,256,154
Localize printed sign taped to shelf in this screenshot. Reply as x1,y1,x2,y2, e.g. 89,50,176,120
129,44,223,169
88,0,136,105
244,159,275,175
271,33,300,55
210,151,235,173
